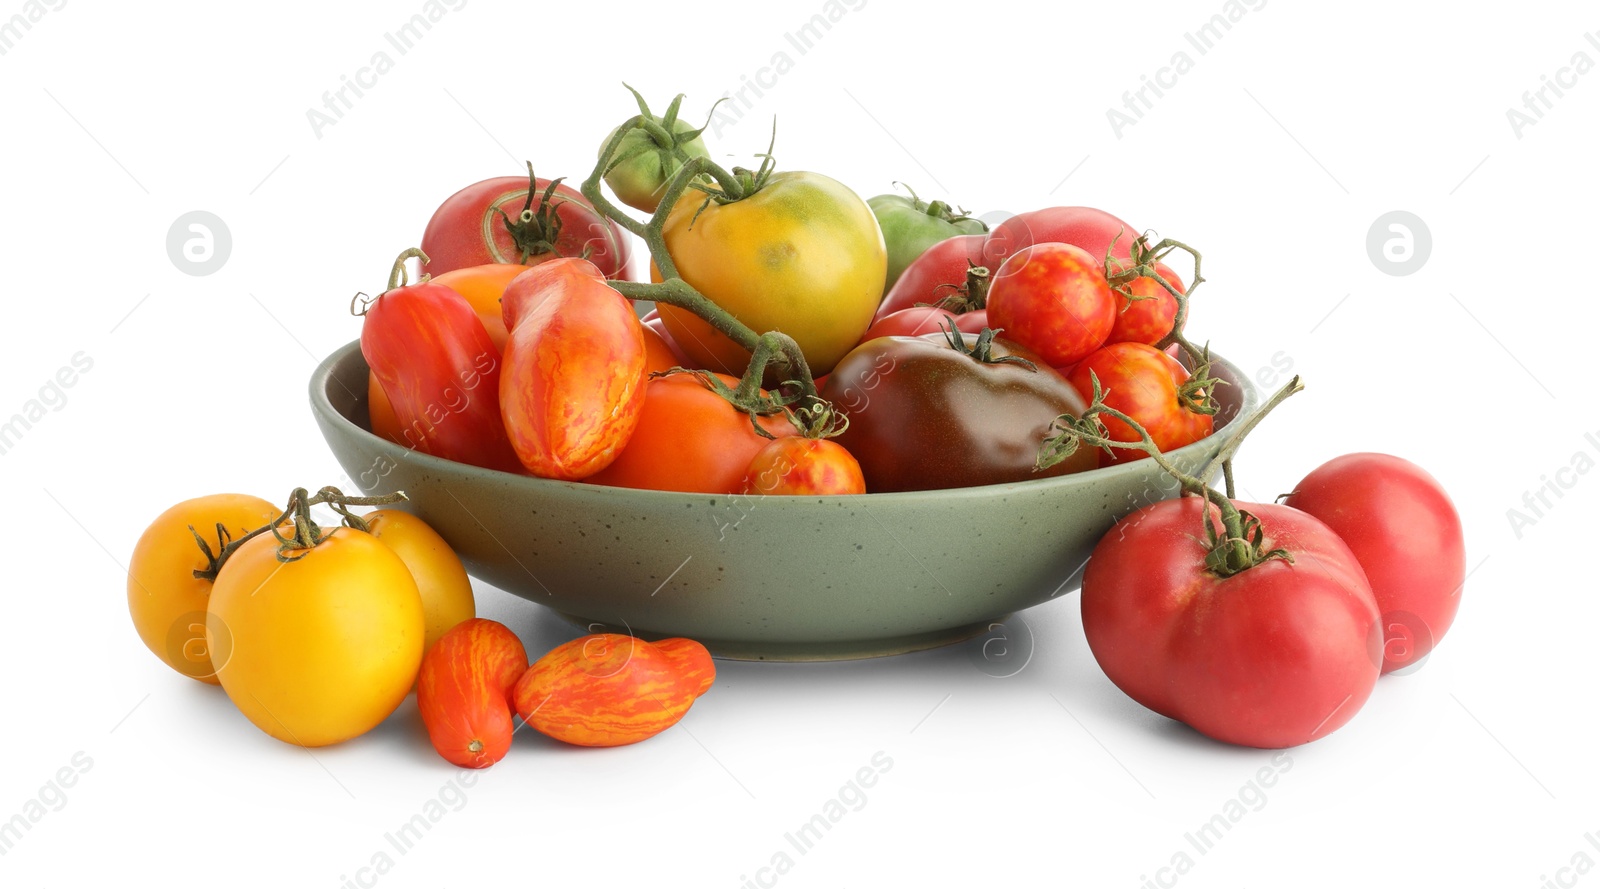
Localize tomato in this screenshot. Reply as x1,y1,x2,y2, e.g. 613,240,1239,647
861,306,988,342
1282,454,1465,674
1106,261,1184,347
429,263,531,352
986,243,1117,367
655,171,886,376
1066,342,1212,466
127,494,280,684
820,331,1097,492
367,370,404,445
417,618,527,768
1082,497,1382,748
361,269,521,472
208,526,426,747
365,509,475,658
420,167,631,280
586,372,796,493
742,437,866,495
982,206,1139,271
867,190,987,294
600,111,710,213
874,233,989,322
499,258,647,480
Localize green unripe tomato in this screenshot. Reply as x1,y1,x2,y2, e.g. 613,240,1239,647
868,191,988,295
601,118,710,214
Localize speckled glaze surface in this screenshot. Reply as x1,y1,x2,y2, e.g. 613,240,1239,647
311,340,1257,661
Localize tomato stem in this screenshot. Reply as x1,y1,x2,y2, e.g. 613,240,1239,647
582,91,825,410
387,248,430,292
1037,374,1305,576
191,487,408,582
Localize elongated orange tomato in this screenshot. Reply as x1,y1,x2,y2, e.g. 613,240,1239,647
417,619,527,768
511,634,714,747
430,263,530,352
499,259,647,479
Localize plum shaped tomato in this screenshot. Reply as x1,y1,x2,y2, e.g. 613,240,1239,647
1283,453,1465,674
1082,497,1382,748
498,259,647,480
360,250,522,473
654,171,886,377
820,328,1097,492
420,163,631,280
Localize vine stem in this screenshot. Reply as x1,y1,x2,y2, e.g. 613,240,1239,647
191,487,407,582
1037,374,1305,575
581,95,818,404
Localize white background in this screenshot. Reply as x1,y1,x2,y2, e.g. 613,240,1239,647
2,0,1594,885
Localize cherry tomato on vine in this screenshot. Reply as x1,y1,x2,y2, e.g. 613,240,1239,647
1106,261,1184,347
586,372,796,494
820,330,1096,492
499,258,647,480
1082,497,1381,748
986,243,1117,368
127,494,281,684
1066,342,1212,466
361,252,521,473
655,171,886,376
742,437,866,496
421,165,631,280
1283,454,1465,674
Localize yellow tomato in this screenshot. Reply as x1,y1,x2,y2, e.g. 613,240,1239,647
127,494,281,684
656,171,886,376
364,509,475,656
208,527,425,747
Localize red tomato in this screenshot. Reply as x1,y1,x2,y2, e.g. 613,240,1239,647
874,233,989,322
416,618,527,769
1067,342,1212,465
820,332,1096,492
1106,261,1184,347
1082,497,1382,748
499,258,647,480
742,438,866,495
861,307,988,342
585,373,796,494
986,243,1116,367
1283,454,1465,674
981,206,1139,272
361,275,521,472
421,168,631,280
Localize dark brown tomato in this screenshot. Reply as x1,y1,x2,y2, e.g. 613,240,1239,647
819,332,1097,492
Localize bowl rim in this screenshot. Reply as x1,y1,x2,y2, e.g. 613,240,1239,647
310,338,1260,503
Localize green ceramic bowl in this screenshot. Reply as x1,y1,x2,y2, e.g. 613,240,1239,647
310,340,1257,661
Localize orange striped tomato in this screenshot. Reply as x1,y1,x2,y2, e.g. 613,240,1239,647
417,619,528,768
511,634,714,747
